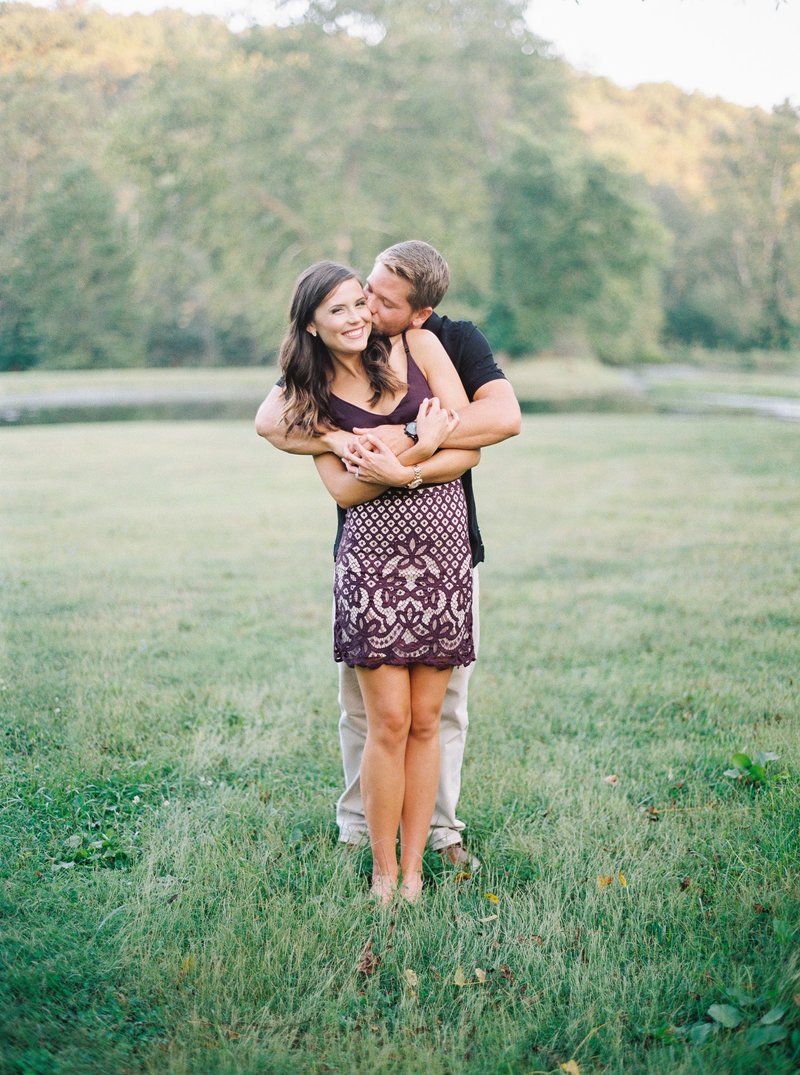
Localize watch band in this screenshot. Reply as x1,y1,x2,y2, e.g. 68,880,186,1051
406,464,423,490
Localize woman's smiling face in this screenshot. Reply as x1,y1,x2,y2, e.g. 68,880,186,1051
307,277,372,360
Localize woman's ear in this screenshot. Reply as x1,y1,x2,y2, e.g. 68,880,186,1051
306,324,318,338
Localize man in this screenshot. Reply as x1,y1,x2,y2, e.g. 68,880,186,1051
255,240,521,867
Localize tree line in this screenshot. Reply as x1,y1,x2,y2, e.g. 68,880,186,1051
1,0,799,371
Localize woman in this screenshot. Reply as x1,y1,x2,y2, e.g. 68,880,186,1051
280,261,479,903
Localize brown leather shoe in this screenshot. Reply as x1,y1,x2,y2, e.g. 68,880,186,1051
435,842,480,872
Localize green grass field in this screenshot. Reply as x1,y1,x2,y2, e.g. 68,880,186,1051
2,413,799,1074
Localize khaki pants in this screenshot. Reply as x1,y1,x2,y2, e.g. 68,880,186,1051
335,571,480,852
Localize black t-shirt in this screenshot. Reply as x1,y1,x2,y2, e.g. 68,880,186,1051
333,312,506,566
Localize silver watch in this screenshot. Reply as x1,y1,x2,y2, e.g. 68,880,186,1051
403,421,419,443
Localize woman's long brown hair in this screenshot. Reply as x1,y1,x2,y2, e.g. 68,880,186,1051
279,261,403,437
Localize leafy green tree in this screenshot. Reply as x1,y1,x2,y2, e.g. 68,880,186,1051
3,0,798,368
0,278,38,372
659,103,800,351
713,103,800,349
18,166,143,368
486,140,666,360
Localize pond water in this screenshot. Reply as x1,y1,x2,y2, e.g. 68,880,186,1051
2,378,800,425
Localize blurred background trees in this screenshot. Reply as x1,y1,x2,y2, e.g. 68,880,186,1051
1,0,798,370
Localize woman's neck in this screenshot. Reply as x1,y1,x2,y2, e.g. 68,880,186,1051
330,353,366,382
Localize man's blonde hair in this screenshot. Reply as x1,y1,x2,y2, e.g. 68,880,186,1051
374,240,450,311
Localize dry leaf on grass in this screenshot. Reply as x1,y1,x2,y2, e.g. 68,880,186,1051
357,937,381,975
597,872,628,889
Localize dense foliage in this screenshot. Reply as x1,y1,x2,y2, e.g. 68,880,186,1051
1,0,799,369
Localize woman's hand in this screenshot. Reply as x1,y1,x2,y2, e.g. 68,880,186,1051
414,396,460,455
342,434,413,488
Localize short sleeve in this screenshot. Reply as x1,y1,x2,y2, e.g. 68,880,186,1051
453,324,506,401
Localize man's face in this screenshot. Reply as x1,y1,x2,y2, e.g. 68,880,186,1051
364,262,431,337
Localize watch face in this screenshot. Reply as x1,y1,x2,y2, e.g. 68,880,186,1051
405,422,417,437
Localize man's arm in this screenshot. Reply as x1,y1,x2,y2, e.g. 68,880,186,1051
354,378,521,457
254,384,352,457
444,377,522,449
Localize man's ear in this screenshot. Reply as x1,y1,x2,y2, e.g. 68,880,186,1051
408,306,433,329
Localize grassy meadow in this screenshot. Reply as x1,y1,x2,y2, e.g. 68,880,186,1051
2,409,799,1074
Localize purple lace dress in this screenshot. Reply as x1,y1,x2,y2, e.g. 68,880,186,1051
329,336,475,670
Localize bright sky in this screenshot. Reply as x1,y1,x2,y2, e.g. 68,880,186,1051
525,0,799,111
36,0,800,112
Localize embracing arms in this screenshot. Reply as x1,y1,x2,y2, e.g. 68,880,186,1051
314,396,481,509
254,327,521,459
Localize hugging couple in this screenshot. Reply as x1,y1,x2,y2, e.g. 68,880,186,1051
256,240,521,903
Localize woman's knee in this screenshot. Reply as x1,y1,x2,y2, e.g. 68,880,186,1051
409,707,441,741
369,708,411,748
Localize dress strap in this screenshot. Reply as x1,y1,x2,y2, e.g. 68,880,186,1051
401,330,413,361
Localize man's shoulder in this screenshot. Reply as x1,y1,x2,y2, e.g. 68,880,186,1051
423,312,488,359
424,311,479,341
423,311,506,395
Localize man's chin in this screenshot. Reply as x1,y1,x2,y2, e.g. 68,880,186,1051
373,322,407,338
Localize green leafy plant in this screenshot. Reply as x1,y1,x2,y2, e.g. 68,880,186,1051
723,750,779,783
666,992,792,1050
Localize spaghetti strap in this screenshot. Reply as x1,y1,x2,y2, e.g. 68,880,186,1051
401,330,413,361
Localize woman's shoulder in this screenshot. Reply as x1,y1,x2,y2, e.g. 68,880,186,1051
392,327,445,359
401,327,437,345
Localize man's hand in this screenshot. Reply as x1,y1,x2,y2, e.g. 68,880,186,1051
351,422,412,457
351,397,459,461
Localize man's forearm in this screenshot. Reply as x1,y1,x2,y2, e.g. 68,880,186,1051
255,386,351,457
442,381,522,450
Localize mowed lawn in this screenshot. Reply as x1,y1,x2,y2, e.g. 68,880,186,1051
1,414,799,1074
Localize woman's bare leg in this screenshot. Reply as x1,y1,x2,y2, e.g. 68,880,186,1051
399,665,452,901
355,665,412,899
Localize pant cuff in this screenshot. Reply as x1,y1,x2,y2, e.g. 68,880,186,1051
427,831,465,853
338,827,369,847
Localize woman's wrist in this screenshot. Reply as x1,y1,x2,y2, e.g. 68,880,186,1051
405,464,424,490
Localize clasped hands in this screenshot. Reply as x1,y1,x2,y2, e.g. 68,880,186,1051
341,397,460,486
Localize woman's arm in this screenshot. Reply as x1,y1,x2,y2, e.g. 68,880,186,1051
343,432,479,490
314,453,389,509
401,329,470,409
315,438,480,510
